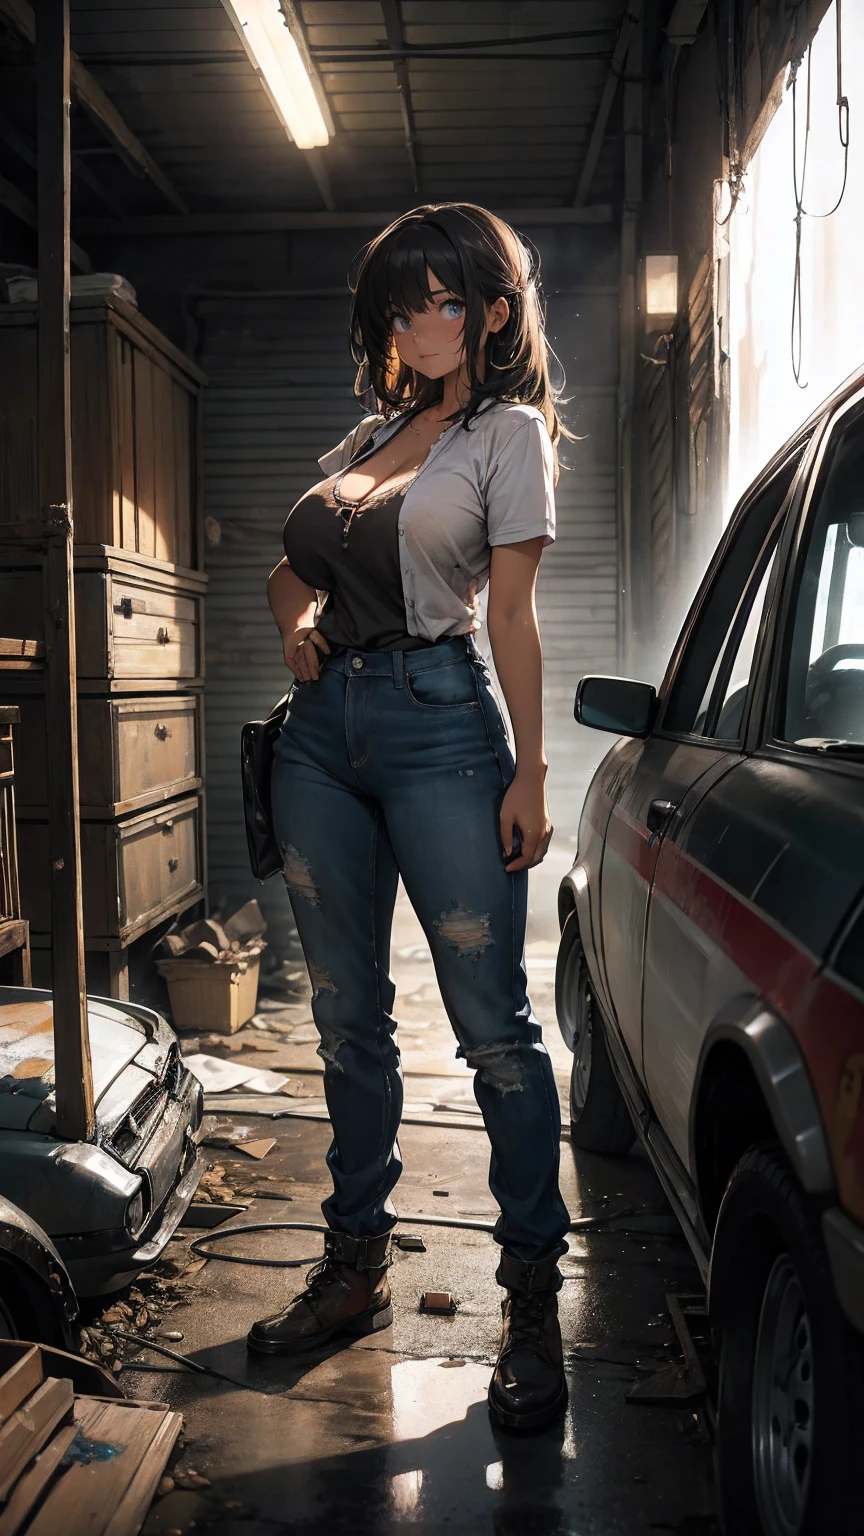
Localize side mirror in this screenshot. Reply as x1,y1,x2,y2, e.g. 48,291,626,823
574,675,657,738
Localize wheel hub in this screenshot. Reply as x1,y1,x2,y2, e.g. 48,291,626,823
752,1252,814,1536
570,979,593,1114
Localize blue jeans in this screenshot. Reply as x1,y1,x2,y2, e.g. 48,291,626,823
271,635,570,1262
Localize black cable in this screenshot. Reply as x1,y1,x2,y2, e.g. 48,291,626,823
791,3,851,388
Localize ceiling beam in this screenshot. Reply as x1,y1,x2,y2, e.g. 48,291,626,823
77,205,614,239
380,0,420,197
0,103,124,219
0,168,90,269
572,0,644,208
0,0,188,214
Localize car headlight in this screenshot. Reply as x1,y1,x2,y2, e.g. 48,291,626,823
125,1187,146,1238
191,1081,204,1132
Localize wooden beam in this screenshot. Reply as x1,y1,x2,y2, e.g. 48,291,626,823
76,204,614,238
36,0,95,1143
0,104,122,226
381,0,420,197
0,0,187,214
572,0,643,208
616,6,644,673
0,169,90,272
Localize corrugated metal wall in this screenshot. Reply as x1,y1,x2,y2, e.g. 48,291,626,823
201,281,618,955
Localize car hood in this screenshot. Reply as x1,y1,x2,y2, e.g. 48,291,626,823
0,988,166,1134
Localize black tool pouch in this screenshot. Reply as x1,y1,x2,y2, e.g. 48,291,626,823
240,691,291,881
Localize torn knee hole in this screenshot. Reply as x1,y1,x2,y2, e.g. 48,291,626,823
308,959,337,1002
281,844,320,908
434,904,494,961
316,1024,345,1072
464,1042,525,1094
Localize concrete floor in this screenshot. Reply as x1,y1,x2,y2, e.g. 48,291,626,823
129,889,719,1536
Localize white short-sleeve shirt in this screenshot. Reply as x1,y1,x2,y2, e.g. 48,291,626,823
317,399,556,643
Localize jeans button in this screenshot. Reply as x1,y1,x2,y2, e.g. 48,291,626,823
351,656,364,670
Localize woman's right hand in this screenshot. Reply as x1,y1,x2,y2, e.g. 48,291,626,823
285,626,330,682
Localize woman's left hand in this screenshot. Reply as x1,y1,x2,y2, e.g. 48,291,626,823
499,772,553,871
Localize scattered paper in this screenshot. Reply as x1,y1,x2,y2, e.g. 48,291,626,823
243,1069,290,1094
184,1055,288,1096
234,1137,276,1160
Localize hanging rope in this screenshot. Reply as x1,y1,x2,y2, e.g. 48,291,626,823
791,1,851,387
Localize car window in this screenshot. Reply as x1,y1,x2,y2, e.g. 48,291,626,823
663,446,805,739
780,409,864,750
694,547,779,740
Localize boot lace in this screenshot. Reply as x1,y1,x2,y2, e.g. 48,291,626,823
505,1291,551,1356
302,1256,349,1299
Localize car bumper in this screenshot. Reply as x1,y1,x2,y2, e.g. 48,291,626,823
57,1144,203,1296
823,1207,864,1334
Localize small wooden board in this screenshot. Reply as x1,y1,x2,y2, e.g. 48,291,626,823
0,1344,182,1536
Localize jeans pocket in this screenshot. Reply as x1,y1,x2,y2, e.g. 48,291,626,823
404,660,480,710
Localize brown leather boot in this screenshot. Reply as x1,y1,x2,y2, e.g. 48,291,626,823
246,1231,393,1356
488,1251,568,1431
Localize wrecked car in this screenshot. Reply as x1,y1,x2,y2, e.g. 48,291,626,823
557,372,864,1534
0,988,203,1297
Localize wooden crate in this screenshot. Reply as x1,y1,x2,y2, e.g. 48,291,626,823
12,695,201,818
0,296,205,568
0,552,206,688
17,795,204,946
0,1340,182,1536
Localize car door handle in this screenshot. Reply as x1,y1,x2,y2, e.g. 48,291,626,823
647,798,677,847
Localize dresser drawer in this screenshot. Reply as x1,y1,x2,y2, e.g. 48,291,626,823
0,558,204,685
17,794,203,944
12,695,201,816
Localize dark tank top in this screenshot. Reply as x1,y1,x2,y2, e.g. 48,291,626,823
282,471,432,652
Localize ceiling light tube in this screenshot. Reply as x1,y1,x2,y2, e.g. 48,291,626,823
221,0,329,149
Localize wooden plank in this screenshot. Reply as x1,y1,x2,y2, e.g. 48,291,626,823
115,335,137,552
0,1376,74,1500
102,1408,183,1536
70,322,111,544
172,382,192,570
37,0,94,1143
0,1347,42,1426
132,349,156,559
0,1422,77,1536
27,1399,182,1536
152,364,175,565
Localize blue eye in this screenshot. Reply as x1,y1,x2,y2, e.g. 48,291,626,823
392,313,411,334
442,299,464,320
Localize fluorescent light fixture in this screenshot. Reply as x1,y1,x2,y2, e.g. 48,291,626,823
221,0,329,149
645,253,679,315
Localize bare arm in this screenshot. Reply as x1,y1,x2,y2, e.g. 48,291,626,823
267,558,330,680
486,538,552,871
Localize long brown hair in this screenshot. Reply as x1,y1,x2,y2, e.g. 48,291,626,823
349,203,566,445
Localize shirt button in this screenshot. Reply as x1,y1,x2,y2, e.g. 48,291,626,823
398,528,405,538
351,656,364,671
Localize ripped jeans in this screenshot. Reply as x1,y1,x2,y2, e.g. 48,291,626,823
271,635,570,1262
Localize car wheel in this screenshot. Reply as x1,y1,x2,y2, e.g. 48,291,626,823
0,1259,68,1348
711,1142,864,1536
557,914,635,1156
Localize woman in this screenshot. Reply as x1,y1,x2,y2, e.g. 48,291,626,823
247,203,571,1433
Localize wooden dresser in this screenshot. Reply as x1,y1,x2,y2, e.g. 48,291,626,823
0,705,30,984
0,295,207,998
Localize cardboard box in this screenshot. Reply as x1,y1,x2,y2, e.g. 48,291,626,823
156,952,262,1034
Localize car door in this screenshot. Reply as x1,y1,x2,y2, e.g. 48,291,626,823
643,399,864,1170
598,446,807,1082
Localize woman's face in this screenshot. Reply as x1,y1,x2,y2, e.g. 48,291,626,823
390,265,508,381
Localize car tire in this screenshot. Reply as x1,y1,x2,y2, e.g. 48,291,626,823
557,913,635,1156
0,1258,68,1348
710,1142,864,1536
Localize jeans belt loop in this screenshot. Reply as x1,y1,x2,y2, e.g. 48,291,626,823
391,649,405,689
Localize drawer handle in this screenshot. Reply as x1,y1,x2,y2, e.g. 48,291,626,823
162,820,174,833
156,626,171,645
167,857,179,872
114,596,147,618
154,724,170,740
